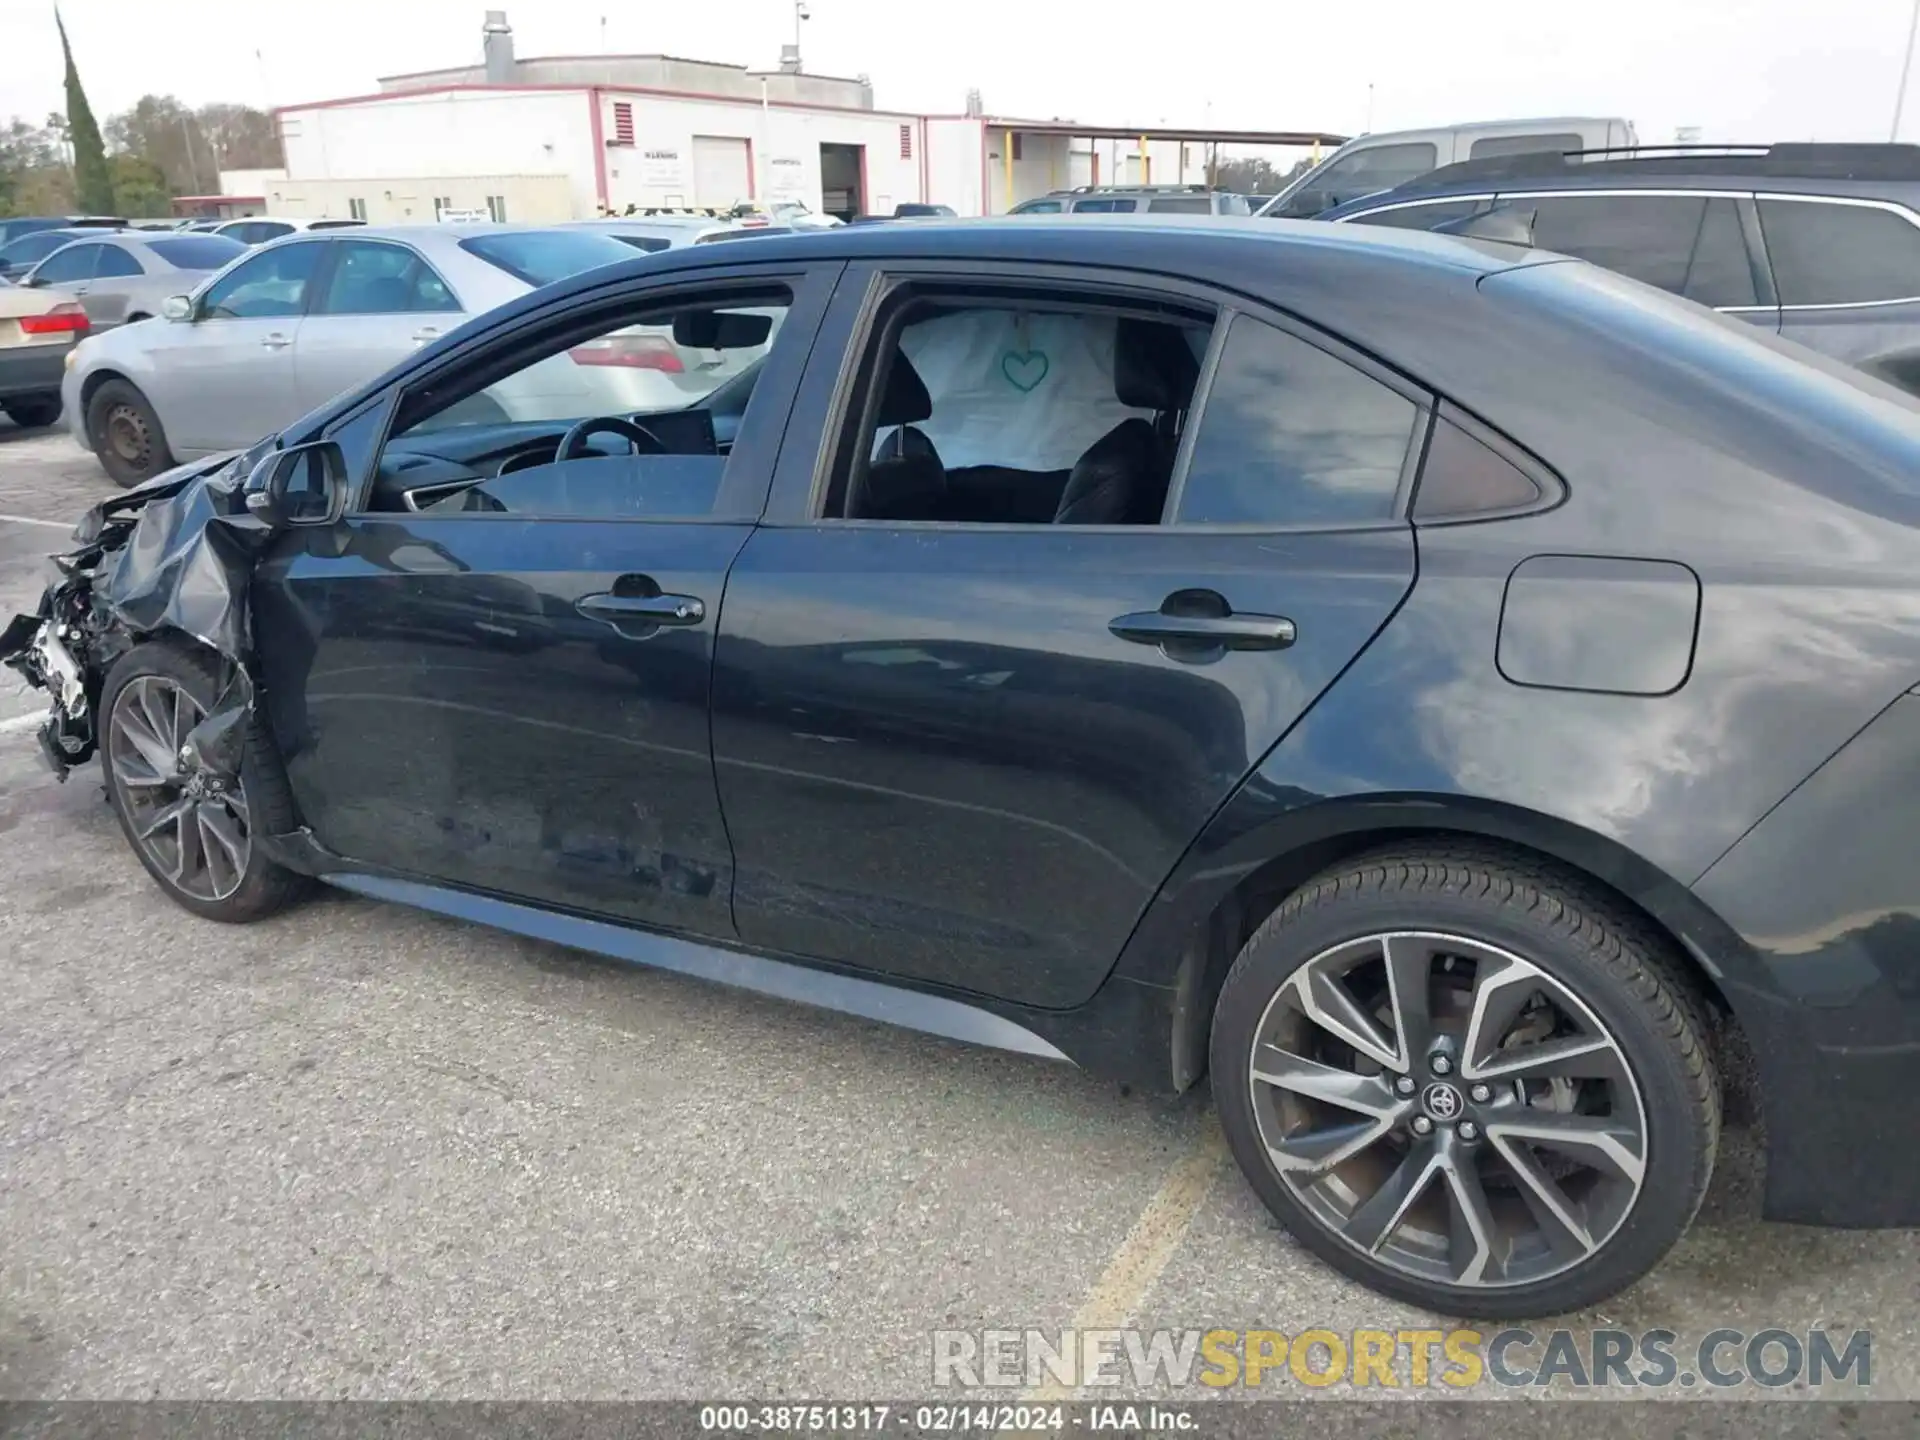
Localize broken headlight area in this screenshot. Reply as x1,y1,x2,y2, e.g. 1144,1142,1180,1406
0,446,271,782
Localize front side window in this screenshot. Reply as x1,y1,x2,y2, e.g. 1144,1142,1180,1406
1014,199,1063,214
28,244,99,285
197,242,323,319
1759,198,1920,306
824,292,1209,526
368,284,792,521
1292,142,1440,211
1174,314,1419,528
316,240,462,315
92,246,144,279
1071,198,1138,213
1347,199,1487,231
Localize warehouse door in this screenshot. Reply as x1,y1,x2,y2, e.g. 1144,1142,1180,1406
692,136,752,208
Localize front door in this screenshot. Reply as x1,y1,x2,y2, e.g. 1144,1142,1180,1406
711,264,1423,1008
251,262,838,941
143,238,326,453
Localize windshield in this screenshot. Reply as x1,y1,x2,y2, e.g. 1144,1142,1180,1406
1,230,88,267
456,230,638,287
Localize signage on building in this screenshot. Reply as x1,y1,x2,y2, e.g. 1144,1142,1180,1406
641,148,685,188
768,154,807,201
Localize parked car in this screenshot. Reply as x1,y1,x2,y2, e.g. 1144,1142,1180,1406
851,202,961,223
18,231,247,331
12,217,1920,1317
62,223,644,485
729,200,841,230
1256,117,1638,218
1010,186,1252,215
212,216,366,245
0,214,127,249
0,284,88,427
0,226,126,282
1320,142,1920,392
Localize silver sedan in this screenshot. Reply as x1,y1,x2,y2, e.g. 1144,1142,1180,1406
19,230,248,332
62,224,640,485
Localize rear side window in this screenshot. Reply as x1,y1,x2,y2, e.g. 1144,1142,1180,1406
457,229,636,286
1468,132,1583,160
1758,199,1920,306
1072,198,1138,213
1147,197,1211,214
92,246,143,278
1175,314,1420,528
317,240,462,314
1523,195,1755,305
146,235,247,269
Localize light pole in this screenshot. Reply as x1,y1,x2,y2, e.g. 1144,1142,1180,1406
794,1,810,69
1897,0,1920,140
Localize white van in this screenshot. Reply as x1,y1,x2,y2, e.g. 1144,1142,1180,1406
1256,117,1637,218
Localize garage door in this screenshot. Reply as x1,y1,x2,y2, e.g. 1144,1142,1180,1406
692,136,752,208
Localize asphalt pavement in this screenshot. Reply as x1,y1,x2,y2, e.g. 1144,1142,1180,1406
1,416,1916,1410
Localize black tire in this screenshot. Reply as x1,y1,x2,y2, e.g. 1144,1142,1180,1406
1210,843,1719,1319
99,639,310,923
85,377,175,487
4,395,62,428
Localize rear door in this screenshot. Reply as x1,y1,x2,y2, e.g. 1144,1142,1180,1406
1757,195,1920,384
294,237,469,412
709,261,1423,1008
140,238,325,453
84,242,145,328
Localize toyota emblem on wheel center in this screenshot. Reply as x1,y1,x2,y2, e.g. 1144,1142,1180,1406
1422,1083,1464,1121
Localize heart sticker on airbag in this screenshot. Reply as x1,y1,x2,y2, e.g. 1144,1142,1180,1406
1000,350,1050,393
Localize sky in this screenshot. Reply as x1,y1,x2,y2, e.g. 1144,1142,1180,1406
1,0,1916,149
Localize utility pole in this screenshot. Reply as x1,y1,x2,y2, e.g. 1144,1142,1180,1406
1896,0,1920,140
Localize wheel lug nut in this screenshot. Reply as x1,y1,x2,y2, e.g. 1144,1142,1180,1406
1410,1115,1434,1136
1430,1053,1453,1076
1457,1121,1479,1142
1394,1075,1417,1096
1469,1083,1492,1103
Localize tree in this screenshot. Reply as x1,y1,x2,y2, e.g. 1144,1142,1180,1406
0,115,73,216
58,9,114,213
109,153,170,217
104,95,284,196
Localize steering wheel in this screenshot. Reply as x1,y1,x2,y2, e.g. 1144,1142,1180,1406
556,415,667,461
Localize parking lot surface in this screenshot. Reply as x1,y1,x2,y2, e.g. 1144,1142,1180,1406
1,417,1917,1408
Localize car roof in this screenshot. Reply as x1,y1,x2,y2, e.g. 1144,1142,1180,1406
1328,143,1920,213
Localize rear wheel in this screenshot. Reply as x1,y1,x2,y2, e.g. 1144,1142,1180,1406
1210,845,1719,1317
100,640,309,922
3,395,61,428
85,378,175,487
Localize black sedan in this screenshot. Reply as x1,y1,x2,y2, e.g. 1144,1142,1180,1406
8,215,1920,1318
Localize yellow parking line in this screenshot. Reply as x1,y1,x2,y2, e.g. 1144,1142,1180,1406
1024,1116,1229,1403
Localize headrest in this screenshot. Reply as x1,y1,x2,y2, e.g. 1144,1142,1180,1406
1114,318,1200,411
876,352,933,427
858,451,945,521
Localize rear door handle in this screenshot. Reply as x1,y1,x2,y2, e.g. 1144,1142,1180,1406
260,332,291,350
577,591,706,630
1110,598,1296,653
410,327,441,345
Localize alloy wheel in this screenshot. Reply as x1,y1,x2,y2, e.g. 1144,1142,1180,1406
107,675,252,903
1247,931,1647,1290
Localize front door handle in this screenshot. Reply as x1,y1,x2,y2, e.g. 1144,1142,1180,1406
1110,591,1297,656
260,332,291,350
410,326,441,345
577,590,706,630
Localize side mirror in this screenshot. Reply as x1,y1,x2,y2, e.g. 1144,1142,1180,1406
1279,190,1332,218
672,308,773,349
162,293,193,321
22,274,46,288
245,439,348,528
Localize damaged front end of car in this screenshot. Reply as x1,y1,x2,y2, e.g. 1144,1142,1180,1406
0,446,272,783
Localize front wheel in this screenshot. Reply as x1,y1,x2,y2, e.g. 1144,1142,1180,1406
1210,846,1719,1318
85,377,175,487
100,640,310,922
